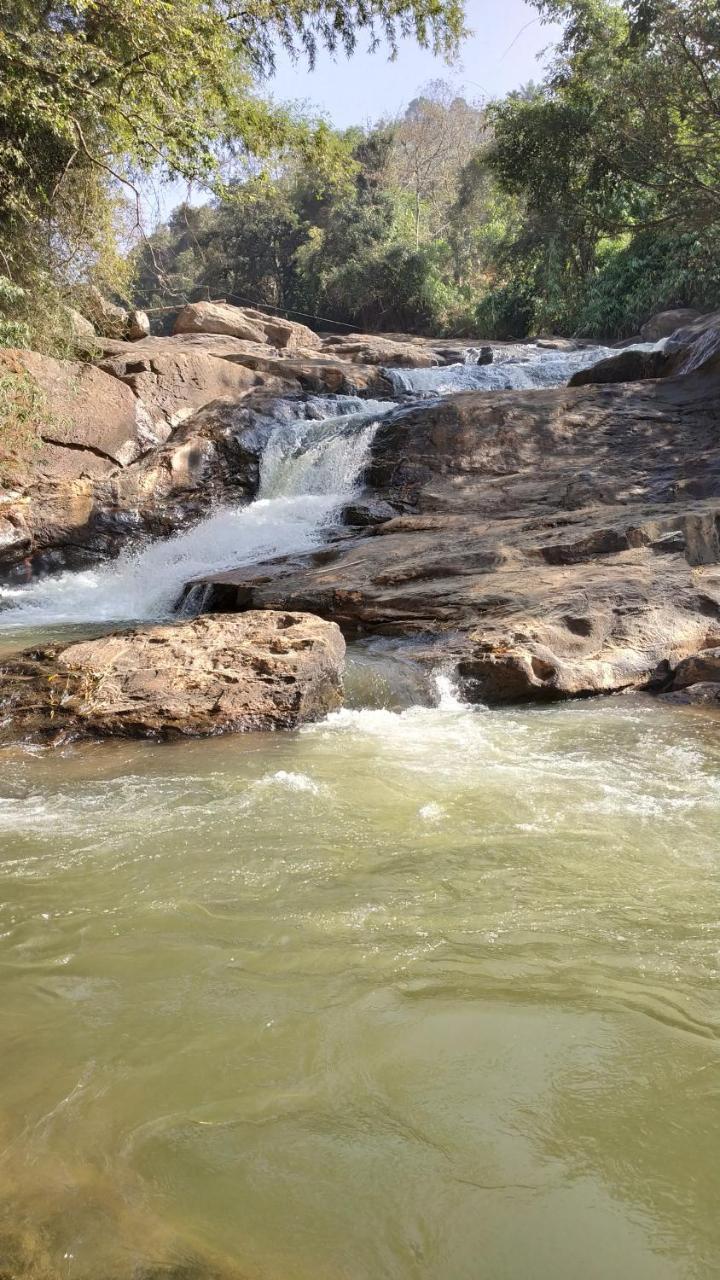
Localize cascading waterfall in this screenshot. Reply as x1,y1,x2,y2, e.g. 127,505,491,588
385,340,665,395
0,340,664,629
0,397,393,628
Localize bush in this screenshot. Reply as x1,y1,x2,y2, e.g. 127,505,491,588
474,280,537,339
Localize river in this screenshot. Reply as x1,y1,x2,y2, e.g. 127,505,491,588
0,342,718,1280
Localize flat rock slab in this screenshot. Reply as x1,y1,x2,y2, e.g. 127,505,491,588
0,611,345,742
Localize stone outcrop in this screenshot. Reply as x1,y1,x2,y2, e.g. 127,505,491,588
640,308,703,341
192,362,720,702
0,390,291,577
12,349,157,476
320,333,437,367
98,342,294,434
568,347,672,387
174,301,321,351
0,611,345,741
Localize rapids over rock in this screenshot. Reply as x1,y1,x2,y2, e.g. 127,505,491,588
2,310,720,1279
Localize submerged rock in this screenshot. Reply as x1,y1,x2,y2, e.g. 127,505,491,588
0,611,345,741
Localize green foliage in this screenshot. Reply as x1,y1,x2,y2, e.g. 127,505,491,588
0,0,464,351
475,0,720,337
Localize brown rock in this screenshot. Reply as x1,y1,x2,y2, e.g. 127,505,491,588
127,309,151,341
659,682,720,708
13,350,152,476
640,309,703,341
98,347,294,434
192,369,720,702
568,347,671,387
173,302,321,351
321,333,437,367
669,647,720,689
0,611,345,741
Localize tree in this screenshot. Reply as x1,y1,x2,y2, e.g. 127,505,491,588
0,0,464,347
386,81,487,248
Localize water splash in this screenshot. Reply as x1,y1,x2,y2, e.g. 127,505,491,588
0,399,389,627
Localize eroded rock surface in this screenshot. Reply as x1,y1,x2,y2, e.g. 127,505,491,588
0,611,345,741
193,364,720,701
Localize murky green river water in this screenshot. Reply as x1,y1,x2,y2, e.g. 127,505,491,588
1,638,719,1279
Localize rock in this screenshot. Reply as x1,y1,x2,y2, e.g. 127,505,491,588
12,349,152,476
127,309,150,341
0,611,345,741
342,499,398,527
73,285,129,338
568,347,671,387
659,682,720,708
640,309,703,341
668,647,720,689
98,347,295,434
173,302,321,351
65,307,98,353
219,351,393,396
320,333,437,367
191,369,720,702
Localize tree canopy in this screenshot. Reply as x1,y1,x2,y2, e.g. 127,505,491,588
0,0,464,345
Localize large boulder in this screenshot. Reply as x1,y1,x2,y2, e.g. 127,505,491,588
568,347,671,387
173,301,321,351
0,611,345,741
10,349,155,477
127,309,150,341
98,345,295,434
667,647,720,690
640,309,703,341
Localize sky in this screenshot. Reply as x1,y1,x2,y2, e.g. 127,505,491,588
146,0,559,224
263,0,560,125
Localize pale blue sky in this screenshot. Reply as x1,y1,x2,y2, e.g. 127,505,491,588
263,0,559,124
145,0,558,223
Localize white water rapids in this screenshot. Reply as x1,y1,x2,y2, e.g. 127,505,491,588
0,397,392,627
386,340,663,394
0,341,658,630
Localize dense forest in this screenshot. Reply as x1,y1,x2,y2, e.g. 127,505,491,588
2,0,719,347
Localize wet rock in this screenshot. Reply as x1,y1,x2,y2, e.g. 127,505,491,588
568,347,672,387
191,370,720,701
341,499,398,527
0,611,345,741
668,647,720,689
659,682,720,708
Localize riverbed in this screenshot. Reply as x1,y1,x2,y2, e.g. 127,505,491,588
1,642,719,1279
1,341,718,1278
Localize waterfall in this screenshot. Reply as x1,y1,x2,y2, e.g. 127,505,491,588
0,398,392,628
385,341,663,395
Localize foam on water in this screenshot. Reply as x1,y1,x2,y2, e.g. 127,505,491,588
385,341,663,395
0,398,388,627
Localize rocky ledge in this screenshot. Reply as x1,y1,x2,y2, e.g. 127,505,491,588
191,313,720,704
0,611,345,742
